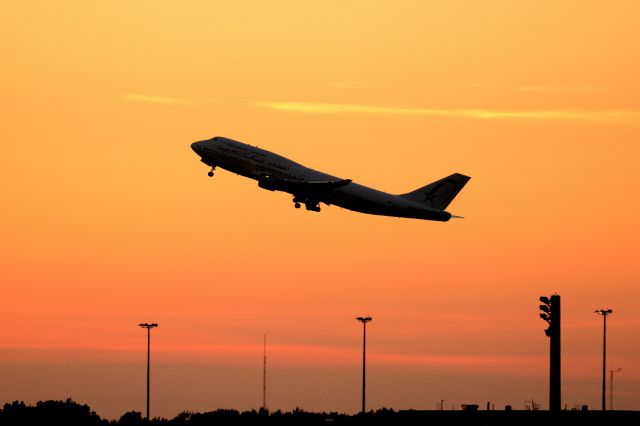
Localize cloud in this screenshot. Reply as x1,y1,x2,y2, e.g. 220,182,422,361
0,341,542,370
118,93,189,104
372,352,542,368
449,83,607,94
513,85,605,93
254,101,640,122
327,80,367,89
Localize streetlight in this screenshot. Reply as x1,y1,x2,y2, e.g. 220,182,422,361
610,368,622,410
356,316,372,414
139,323,158,420
539,295,561,411
594,309,612,411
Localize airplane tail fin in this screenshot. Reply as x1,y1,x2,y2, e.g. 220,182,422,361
399,173,470,210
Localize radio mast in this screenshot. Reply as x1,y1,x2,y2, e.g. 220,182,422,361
262,334,267,410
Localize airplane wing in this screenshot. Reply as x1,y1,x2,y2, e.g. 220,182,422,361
258,175,351,196
305,179,352,189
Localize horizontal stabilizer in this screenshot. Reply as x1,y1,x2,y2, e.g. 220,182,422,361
400,173,470,210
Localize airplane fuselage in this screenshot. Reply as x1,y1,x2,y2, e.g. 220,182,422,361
191,137,466,221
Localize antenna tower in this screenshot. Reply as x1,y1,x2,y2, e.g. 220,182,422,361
263,334,267,410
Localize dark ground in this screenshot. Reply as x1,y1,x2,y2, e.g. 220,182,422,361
2,400,639,426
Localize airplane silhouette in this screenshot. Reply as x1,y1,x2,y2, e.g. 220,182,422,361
191,136,470,221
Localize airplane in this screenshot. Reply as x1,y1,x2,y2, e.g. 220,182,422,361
191,136,470,222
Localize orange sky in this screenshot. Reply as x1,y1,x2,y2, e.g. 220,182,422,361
2,0,640,419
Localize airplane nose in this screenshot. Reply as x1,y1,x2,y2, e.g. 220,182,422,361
191,141,203,154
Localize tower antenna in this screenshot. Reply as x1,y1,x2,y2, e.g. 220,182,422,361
262,334,267,410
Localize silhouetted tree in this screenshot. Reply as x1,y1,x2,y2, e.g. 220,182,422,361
3,399,640,426
0,399,105,426
118,411,144,426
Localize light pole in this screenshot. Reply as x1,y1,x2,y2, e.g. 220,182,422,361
539,295,561,411
356,316,372,414
610,368,622,410
139,323,158,420
594,309,612,411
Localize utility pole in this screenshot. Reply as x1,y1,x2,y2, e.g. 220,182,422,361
610,368,622,410
539,295,561,411
263,334,267,410
595,309,612,411
356,316,372,414
138,323,158,420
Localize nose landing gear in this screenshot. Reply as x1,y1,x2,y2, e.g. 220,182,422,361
207,166,216,177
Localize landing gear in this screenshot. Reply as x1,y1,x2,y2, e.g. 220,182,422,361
207,166,216,177
305,202,321,212
292,196,320,212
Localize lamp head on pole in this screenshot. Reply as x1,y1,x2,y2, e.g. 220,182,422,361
356,316,372,324
538,295,558,336
139,323,158,329
594,309,613,316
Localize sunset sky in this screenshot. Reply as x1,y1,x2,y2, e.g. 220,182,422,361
2,0,640,419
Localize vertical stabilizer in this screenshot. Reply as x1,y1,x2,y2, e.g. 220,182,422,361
399,173,470,210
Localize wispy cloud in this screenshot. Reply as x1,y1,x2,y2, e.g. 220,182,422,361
255,101,640,122
118,93,190,104
0,342,542,370
449,83,607,94
327,80,367,89
514,85,605,93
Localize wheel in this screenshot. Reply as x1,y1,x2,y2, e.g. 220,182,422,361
207,171,214,177
294,203,301,209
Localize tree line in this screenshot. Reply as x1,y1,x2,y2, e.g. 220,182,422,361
2,399,639,425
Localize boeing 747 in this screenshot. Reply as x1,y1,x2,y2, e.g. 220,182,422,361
191,137,470,222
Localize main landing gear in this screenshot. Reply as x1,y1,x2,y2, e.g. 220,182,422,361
293,197,320,212
207,166,216,177
305,203,321,212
